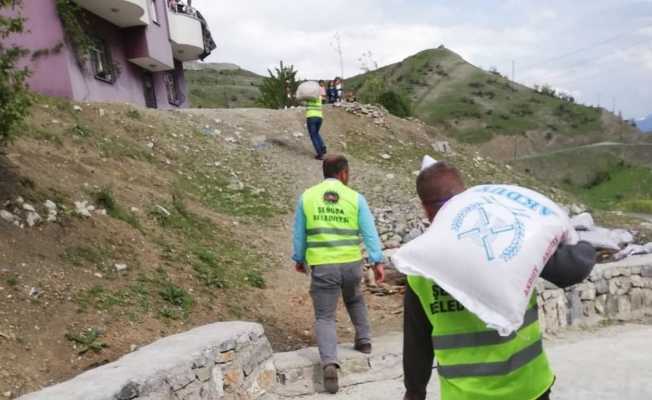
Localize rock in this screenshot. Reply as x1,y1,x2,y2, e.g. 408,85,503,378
26,211,41,227
73,105,82,112
380,154,392,160
155,205,171,217
29,287,42,298
385,174,395,180
432,141,452,153
292,132,304,139
22,203,36,212
114,263,128,272
74,201,95,218
0,210,18,224
98,108,105,117
44,200,56,210
3,391,12,398
146,142,155,149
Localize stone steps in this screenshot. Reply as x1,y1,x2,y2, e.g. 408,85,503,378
271,334,404,398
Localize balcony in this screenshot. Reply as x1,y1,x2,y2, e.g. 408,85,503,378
168,10,204,62
72,0,149,28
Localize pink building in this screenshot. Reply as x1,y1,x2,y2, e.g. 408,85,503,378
9,0,215,109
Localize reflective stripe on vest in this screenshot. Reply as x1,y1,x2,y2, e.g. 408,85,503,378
407,275,554,400
432,305,539,350
302,180,361,266
306,98,323,118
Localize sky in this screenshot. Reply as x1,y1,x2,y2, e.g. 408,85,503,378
194,0,652,119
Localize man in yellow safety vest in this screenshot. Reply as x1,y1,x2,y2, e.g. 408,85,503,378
293,155,386,394
305,96,327,160
403,161,596,400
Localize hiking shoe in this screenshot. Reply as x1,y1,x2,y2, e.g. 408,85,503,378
315,154,324,160
323,364,339,394
354,342,372,354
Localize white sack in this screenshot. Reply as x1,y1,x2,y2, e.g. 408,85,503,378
296,81,321,100
577,227,621,251
392,185,577,336
570,212,594,231
613,243,652,261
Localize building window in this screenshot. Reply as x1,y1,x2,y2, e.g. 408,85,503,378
89,39,116,83
165,71,183,106
150,0,160,24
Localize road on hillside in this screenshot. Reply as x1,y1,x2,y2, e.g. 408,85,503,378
293,323,652,400
514,142,652,161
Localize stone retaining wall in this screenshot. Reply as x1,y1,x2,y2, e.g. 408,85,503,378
18,322,275,400
537,255,652,333
17,256,652,400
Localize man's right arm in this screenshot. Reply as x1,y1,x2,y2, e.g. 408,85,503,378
292,197,307,266
541,241,596,288
403,284,434,400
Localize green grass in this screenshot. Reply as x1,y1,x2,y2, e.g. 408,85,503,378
571,166,652,210
186,68,263,109
95,137,154,162
151,195,267,290
6,276,17,287
158,282,193,320
175,168,283,219
65,328,108,355
93,188,142,230
62,245,113,270
618,199,652,214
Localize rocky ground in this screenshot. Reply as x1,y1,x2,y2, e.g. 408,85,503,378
1,98,651,397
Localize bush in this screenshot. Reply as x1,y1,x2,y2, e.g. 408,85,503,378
0,0,31,146
377,91,411,118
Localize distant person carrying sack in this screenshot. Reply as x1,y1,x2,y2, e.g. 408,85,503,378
296,81,327,160
402,161,596,400
306,95,326,160
292,155,386,394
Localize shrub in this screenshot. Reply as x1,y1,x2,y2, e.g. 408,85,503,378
0,0,32,146
377,91,411,118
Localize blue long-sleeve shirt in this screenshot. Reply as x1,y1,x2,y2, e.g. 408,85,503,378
292,186,384,265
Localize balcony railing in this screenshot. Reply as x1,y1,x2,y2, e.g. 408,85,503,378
72,0,149,28
168,8,204,62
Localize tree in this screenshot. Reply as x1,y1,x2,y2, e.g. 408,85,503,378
257,61,299,109
0,0,31,146
377,91,411,118
358,74,385,105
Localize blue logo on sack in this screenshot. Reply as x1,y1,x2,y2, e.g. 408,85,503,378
451,196,528,262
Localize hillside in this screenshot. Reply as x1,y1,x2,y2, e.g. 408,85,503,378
346,47,642,159
0,95,606,396
185,63,264,108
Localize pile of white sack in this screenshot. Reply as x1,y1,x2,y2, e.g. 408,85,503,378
570,212,652,261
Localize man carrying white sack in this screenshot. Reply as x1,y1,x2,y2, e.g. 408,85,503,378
402,160,596,400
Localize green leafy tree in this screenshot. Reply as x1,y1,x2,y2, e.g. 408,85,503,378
358,74,385,105
257,61,299,109
0,0,31,146
378,91,411,118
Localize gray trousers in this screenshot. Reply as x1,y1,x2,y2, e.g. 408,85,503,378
309,261,371,366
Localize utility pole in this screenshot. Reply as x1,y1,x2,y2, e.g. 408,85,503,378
331,32,345,88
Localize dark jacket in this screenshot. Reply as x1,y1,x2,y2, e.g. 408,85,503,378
403,241,597,400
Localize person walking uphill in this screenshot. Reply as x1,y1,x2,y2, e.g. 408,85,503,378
305,95,326,160
403,161,597,400
293,155,386,394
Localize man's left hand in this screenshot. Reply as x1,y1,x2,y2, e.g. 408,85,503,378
372,263,385,283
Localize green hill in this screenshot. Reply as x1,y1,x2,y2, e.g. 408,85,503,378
186,63,263,108
346,47,640,152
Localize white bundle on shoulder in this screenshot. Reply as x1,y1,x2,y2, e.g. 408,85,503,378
393,178,578,336
296,81,321,100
